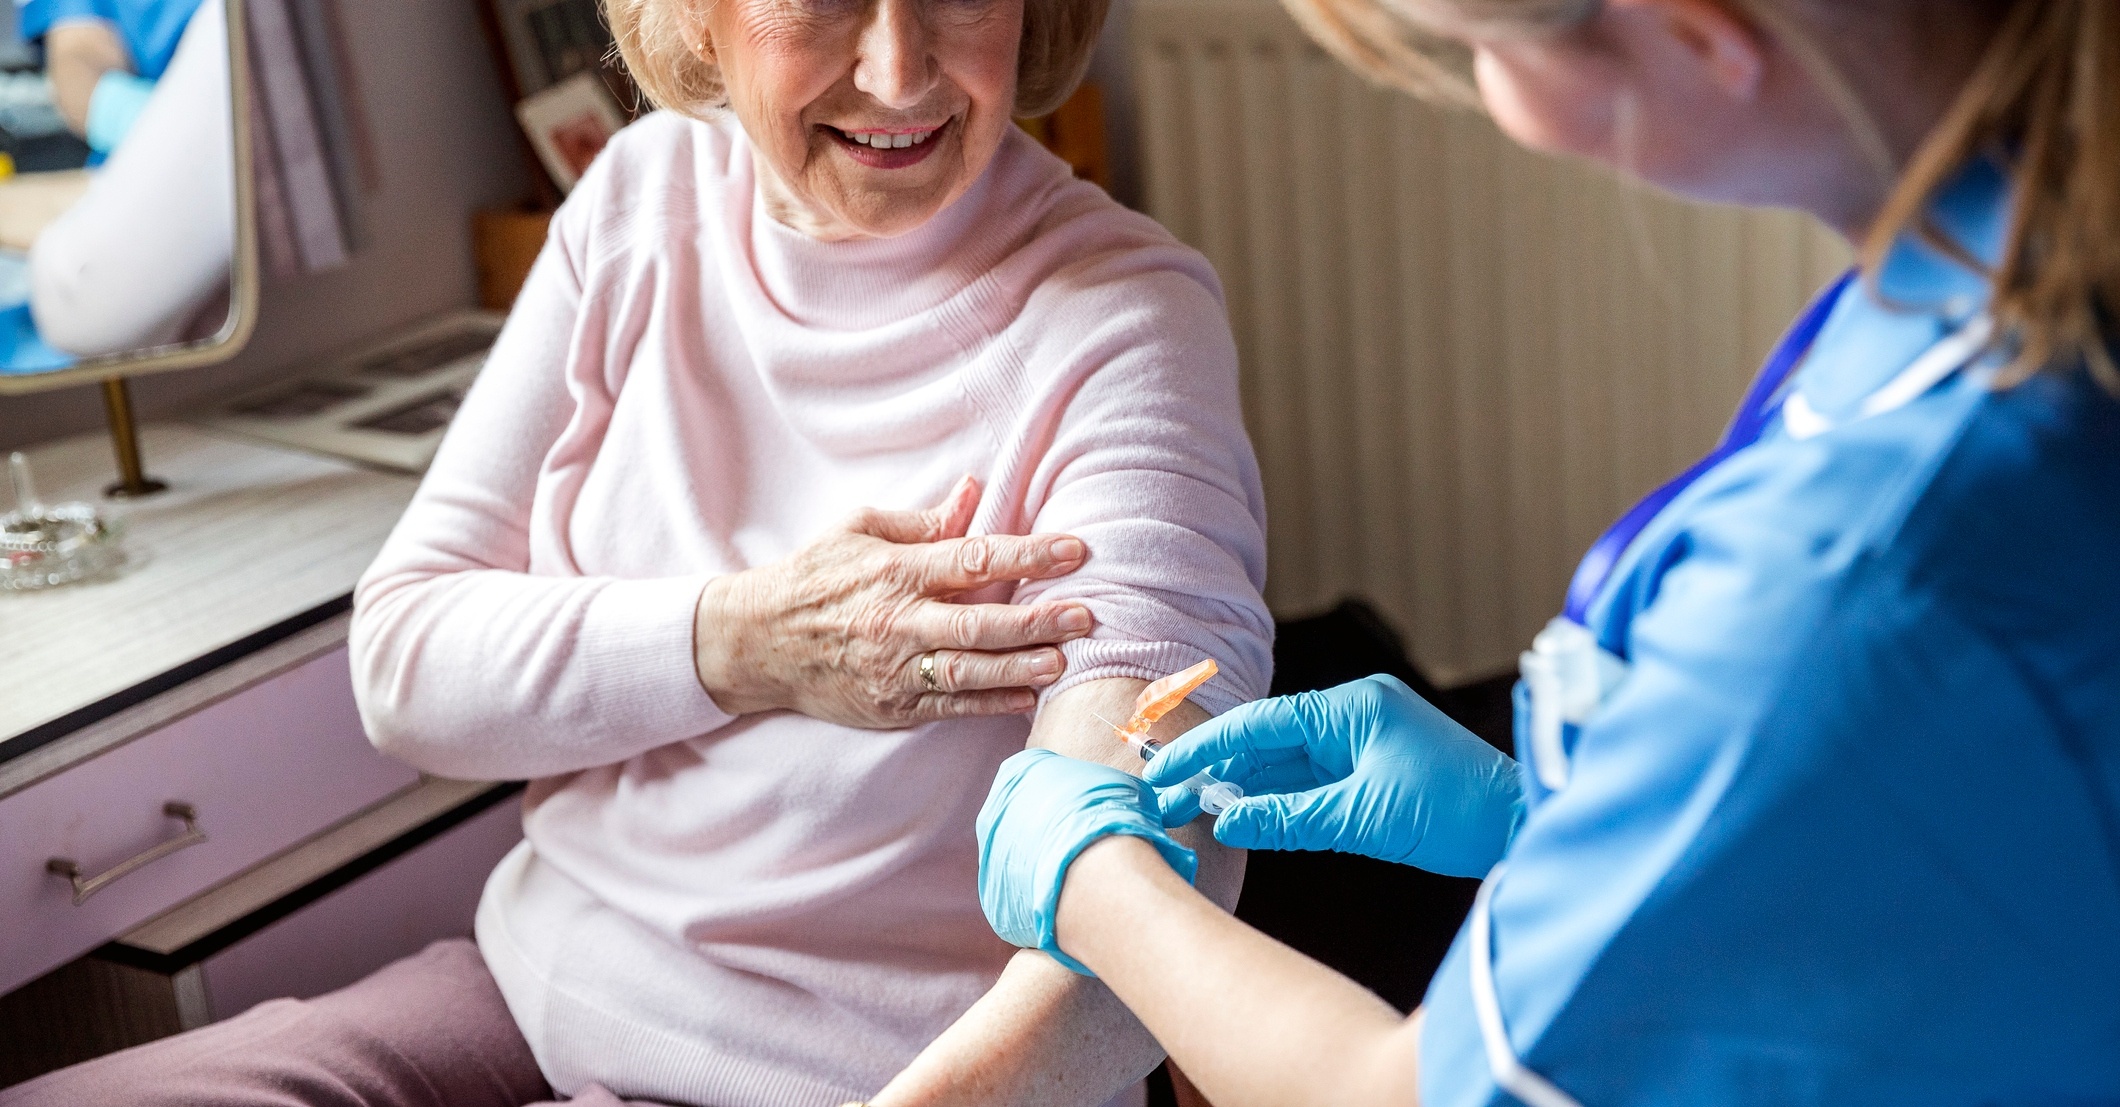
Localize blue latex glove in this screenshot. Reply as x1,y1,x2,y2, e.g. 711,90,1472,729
977,748,1199,976
86,71,155,155
1144,675,1526,878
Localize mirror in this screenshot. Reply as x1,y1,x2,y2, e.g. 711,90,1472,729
0,0,254,386
0,0,257,492
0,0,255,383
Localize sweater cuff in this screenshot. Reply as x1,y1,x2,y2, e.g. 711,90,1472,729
581,575,737,735
1044,639,1259,717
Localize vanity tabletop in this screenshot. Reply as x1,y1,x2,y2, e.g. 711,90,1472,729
0,424,417,767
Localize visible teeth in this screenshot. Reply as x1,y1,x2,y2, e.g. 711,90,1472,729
843,128,937,150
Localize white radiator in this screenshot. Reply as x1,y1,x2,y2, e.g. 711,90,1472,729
1131,0,1849,683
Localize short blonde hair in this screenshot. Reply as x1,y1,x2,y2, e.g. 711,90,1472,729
605,0,1110,120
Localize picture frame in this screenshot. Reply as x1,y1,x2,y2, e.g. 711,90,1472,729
514,71,626,193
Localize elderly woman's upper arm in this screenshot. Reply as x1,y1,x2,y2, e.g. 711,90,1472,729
1012,265,1274,715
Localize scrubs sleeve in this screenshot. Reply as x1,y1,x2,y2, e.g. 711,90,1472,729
24,0,206,80
17,0,107,42
113,0,206,79
1418,419,2120,1106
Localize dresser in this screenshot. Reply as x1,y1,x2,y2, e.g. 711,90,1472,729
0,425,522,1084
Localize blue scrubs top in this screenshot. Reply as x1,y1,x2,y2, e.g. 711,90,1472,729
18,0,203,80
1420,161,2120,1105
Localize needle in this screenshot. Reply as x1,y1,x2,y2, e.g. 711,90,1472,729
1090,705,1244,816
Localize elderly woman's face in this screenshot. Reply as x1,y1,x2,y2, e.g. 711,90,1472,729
704,0,1026,240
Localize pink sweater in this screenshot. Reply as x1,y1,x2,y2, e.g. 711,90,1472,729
351,113,1272,1107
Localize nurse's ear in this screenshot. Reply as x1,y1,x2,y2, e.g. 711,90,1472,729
1606,0,1766,100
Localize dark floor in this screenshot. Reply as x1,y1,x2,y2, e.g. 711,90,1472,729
1146,600,1513,1106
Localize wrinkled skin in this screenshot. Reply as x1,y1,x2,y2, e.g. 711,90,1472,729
698,0,1026,239
692,476,1096,727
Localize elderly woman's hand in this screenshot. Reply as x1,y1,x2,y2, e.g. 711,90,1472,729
692,477,1095,727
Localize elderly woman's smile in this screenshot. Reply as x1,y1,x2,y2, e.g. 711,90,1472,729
829,124,939,154
703,0,1024,240
817,117,950,169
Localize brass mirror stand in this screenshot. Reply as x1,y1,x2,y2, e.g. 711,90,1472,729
100,378,168,499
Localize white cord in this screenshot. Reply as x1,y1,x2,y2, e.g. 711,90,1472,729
1783,314,1994,441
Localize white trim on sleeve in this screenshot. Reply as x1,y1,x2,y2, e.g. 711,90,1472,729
1468,867,1584,1107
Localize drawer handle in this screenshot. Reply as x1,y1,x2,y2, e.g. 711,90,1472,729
46,802,209,905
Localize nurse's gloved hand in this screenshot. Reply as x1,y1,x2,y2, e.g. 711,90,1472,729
977,749,1199,976
86,71,155,156
1144,676,1525,878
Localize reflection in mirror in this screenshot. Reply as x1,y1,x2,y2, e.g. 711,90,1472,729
0,0,237,373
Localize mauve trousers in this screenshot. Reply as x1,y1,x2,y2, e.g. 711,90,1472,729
0,939,659,1107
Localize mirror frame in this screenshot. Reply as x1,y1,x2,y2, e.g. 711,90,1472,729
0,0,260,396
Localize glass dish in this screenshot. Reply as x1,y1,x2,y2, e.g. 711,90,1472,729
2,452,125,591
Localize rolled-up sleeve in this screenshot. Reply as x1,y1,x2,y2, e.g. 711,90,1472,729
1005,259,1274,716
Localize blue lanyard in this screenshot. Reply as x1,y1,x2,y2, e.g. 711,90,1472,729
1561,271,1856,626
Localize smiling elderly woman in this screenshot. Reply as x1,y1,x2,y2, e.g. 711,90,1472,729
0,0,1272,1105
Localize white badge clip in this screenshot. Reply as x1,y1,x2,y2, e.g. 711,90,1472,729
1518,618,1629,792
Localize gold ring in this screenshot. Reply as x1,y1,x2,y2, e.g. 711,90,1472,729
919,652,943,693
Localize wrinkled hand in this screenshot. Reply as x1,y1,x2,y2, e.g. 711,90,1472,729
1144,676,1525,878
693,477,1096,727
977,748,1198,975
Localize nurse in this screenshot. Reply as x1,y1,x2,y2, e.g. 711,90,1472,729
25,0,204,156
971,0,2120,1103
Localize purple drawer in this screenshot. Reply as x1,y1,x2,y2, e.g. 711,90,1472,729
0,648,419,995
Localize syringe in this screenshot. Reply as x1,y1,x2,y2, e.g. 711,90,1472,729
1100,659,1245,817
1116,724,1245,816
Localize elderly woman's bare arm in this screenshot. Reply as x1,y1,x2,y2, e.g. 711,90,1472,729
870,676,1242,1107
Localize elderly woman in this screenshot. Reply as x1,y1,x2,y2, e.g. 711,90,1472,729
0,0,1271,1103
